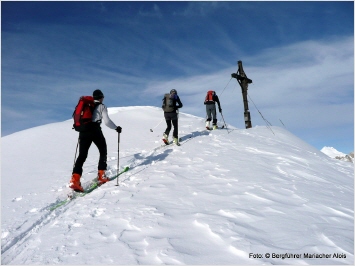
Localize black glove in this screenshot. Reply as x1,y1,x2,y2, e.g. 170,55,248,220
219,108,222,113
115,126,122,133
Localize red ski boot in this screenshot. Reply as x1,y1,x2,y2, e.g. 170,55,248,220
97,170,109,184
69,173,84,192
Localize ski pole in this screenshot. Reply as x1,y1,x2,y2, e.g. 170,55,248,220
73,137,79,169
279,119,286,128
116,133,120,186
150,118,164,132
220,112,227,129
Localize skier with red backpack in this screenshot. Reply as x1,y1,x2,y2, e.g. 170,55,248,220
69,89,122,192
204,90,222,130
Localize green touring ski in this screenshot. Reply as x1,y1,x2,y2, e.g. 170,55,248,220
49,166,129,211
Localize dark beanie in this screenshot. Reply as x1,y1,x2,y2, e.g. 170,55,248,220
93,89,104,100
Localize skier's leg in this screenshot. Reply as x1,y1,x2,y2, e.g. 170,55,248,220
206,105,212,128
164,112,173,136
206,105,212,122
164,119,172,136
73,132,92,175
172,119,178,139
212,106,217,126
92,129,109,184
92,129,108,171
70,132,92,191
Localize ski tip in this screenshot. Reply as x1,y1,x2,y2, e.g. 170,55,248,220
123,166,129,171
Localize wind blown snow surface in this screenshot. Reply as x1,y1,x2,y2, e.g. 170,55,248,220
1,106,353,265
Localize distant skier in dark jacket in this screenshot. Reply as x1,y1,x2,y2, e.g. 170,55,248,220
161,89,183,145
69,89,122,192
204,90,222,130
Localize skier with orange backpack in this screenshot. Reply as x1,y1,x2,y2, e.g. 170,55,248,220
69,89,122,192
204,90,222,130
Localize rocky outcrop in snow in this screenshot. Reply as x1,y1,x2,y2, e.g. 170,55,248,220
321,146,354,163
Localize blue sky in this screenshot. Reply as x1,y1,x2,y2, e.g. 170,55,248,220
1,1,354,153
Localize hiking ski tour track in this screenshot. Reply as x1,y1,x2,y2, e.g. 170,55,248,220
1,125,229,260
3,107,352,264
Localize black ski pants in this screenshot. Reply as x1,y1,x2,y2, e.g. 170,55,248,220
164,112,178,138
73,127,107,176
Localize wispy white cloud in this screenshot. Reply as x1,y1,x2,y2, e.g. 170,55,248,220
143,36,354,151
1,1,353,153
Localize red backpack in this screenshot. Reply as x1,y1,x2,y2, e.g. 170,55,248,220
72,96,96,132
204,90,216,103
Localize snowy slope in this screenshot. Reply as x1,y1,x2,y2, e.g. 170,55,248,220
1,106,353,265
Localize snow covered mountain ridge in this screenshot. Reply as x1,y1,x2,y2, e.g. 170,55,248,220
321,146,354,163
1,106,353,264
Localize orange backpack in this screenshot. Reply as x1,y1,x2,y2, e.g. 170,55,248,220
205,90,216,103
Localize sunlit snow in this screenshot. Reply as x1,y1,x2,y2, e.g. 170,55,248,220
1,106,353,264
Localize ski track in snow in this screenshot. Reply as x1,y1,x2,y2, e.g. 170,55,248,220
1,127,216,264
1,107,353,264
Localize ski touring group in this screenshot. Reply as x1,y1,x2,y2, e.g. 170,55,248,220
69,89,223,193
